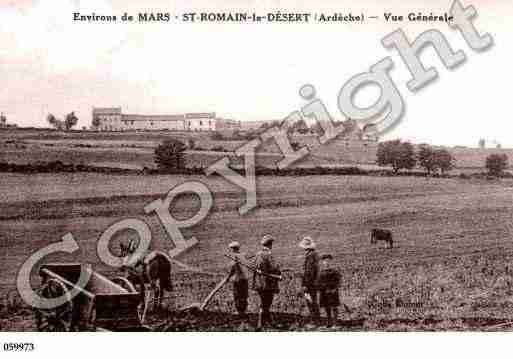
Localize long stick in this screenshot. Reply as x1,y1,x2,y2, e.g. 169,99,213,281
200,276,230,311
224,254,283,280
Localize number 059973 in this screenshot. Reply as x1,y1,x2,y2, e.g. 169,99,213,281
3,343,35,352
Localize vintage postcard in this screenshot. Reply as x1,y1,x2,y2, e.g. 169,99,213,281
0,0,512,351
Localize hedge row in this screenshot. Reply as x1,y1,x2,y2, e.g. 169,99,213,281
0,160,510,179
0,161,135,174
0,161,366,176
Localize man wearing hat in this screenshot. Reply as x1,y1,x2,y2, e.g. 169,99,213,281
299,236,320,326
226,241,249,326
253,234,281,329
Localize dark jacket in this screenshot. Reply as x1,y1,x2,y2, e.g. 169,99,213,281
302,249,319,290
228,253,248,282
318,267,341,307
317,268,341,291
252,247,281,293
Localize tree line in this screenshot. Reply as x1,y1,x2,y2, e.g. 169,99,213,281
154,138,510,177
46,112,79,131
378,139,509,176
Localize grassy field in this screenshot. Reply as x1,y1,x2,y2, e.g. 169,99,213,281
0,129,378,169
4,128,511,171
1,172,513,330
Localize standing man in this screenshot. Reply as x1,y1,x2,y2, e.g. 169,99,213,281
226,241,249,328
318,254,342,327
253,234,281,330
299,236,320,327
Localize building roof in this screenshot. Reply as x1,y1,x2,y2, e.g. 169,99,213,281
122,114,185,121
185,112,216,119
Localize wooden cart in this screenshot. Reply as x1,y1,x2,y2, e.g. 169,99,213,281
33,263,149,331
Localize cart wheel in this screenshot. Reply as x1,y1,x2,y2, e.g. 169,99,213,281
34,279,74,331
112,276,145,323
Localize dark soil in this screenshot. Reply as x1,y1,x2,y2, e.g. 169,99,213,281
159,309,365,332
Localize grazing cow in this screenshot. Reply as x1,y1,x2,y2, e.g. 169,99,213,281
370,228,393,249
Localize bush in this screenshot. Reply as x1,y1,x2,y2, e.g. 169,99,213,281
154,139,187,173
377,140,416,173
486,153,508,176
417,144,436,175
418,145,455,175
433,149,454,175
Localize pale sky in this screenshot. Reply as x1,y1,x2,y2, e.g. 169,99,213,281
0,0,511,147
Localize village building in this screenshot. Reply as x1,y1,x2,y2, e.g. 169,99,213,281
92,107,240,132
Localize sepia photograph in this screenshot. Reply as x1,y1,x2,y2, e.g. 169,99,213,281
0,0,512,356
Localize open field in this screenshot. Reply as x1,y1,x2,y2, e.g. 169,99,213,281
0,129,376,169
2,128,512,172
1,172,513,330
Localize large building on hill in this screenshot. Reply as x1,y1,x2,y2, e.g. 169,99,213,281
92,107,239,132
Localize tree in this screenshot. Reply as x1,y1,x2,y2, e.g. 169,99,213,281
154,139,187,172
64,112,78,131
47,113,64,130
47,113,57,126
486,153,508,176
433,149,454,175
417,144,437,175
377,140,416,173
47,112,77,131
417,145,455,175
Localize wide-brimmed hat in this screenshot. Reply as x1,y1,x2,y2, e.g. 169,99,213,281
228,241,240,249
261,235,275,246
298,236,316,250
